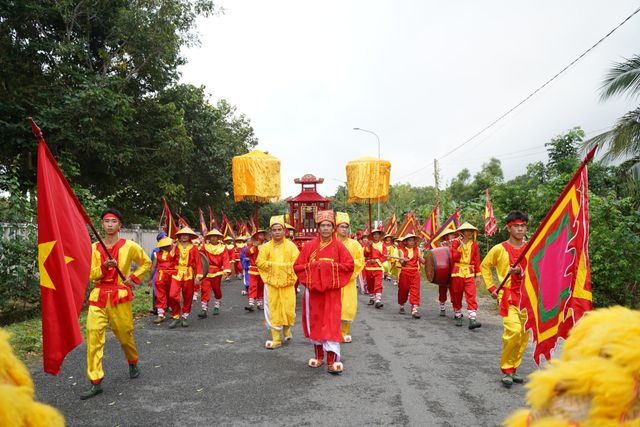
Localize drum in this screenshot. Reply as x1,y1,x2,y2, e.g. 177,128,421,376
424,247,451,286
199,252,210,276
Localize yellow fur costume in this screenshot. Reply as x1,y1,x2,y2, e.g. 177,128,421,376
0,329,64,427
504,306,640,427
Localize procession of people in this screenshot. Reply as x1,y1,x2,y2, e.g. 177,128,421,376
78,203,533,400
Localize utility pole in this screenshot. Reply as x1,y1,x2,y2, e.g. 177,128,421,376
433,158,441,199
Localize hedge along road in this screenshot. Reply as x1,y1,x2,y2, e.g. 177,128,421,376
30,279,535,426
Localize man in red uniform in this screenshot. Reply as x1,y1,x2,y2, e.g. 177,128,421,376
294,210,354,374
245,228,266,312
199,228,231,318
168,226,203,329
363,228,387,308
397,234,425,318
450,222,482,329
150,236,176,324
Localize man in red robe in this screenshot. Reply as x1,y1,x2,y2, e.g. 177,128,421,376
294,210,354,375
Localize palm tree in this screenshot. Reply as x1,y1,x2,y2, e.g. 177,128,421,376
584,54,640,163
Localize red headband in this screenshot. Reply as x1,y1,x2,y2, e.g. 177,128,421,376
507,220,527,227
102,213,121,222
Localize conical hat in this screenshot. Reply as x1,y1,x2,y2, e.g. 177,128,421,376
400,233,418,241
440,227,458,237
457,222,479,233
156,237,173,248
285,223,295,231
175,226,198,237
205,228,223,238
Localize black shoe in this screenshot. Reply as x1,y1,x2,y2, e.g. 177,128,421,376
374,301,384,309
468,319,482,330
168,318,180,329
197,310,207,319
501,374,513,388
213,307,220,315
129,363,140,379
439,309,445,317
80,383,103,400
511,373,525,384
399,306,405,314
245,305,255,312
455,316,463,327
368,299,375,305
181,318,189,327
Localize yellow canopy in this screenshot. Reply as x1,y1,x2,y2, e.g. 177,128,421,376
232,150,281,202
346,156,391,203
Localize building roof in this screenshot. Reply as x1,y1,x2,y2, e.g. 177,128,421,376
288,190,331,203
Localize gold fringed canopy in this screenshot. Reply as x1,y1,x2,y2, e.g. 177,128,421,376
232,150,281,202
346,156,391,203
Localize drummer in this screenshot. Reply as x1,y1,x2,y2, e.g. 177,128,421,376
450,222,482,329
437,228,458,317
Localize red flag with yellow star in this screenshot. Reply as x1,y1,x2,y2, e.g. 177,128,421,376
35,120,92,375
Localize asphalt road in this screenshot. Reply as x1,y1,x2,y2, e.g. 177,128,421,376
31,278,535,426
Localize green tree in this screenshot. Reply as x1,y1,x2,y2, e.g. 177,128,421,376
584,54,640,162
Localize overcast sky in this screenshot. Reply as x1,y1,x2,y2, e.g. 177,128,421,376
180,1,640,200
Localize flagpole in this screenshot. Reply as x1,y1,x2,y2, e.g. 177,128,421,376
495,146,598,293
29,117,127,282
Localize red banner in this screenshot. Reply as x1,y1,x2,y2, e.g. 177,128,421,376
34,119,91,375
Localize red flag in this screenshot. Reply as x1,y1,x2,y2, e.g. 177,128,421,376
517,148,594,364
34,118,92,375
248,216,257,235
177,214,191,229
427,208,460,248
484,189,497,236
198,207,208,236
419,203,440,240
221,211,236,239
162,197,177,238
395,213,416,238
208,205,218,230
384,213,398,236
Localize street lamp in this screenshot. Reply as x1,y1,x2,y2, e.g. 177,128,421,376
353,127,382,224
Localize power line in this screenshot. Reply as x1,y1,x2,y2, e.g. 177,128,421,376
397,6,640,181
436,6,640,161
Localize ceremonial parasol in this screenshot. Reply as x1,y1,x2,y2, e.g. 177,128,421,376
346,156,391,230
232,150,281,228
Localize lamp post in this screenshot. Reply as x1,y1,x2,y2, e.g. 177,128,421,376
353,127,382,225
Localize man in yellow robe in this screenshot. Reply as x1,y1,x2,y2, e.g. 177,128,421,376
81,209,151,400
336,212,364,343
256,215,300,349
